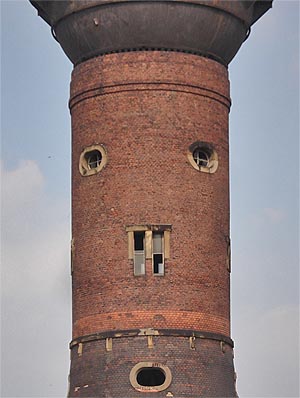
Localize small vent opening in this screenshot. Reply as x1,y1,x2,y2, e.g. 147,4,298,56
137,368,166,387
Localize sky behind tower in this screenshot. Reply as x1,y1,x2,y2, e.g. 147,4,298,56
1,1,299,397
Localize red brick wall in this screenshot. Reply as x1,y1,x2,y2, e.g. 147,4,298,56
69,51,234,396
71,51,230,337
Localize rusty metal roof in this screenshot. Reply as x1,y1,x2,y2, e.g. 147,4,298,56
30,0,273,65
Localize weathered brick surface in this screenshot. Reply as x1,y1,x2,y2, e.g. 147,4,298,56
74,311,229,337
69,51,234,396
69,337,236,397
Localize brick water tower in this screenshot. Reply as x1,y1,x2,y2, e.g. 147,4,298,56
30,1,272,397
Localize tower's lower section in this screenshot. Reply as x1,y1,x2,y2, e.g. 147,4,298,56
68,330,236,397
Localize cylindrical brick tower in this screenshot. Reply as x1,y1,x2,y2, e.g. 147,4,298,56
30,1,272,397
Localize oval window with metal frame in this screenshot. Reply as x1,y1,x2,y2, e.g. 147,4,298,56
79,144,107,176
188,142,218,173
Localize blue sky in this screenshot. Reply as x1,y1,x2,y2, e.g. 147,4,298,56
1,1,299,397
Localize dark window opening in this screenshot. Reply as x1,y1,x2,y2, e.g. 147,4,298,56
153,253,163,274
137,368,166,387
134,232,145,275
153,232,164,275
193,148,210,168
134,232,144,251
85,150,102,169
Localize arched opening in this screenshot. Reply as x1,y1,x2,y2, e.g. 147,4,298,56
137,368,166,387
129,362,172,392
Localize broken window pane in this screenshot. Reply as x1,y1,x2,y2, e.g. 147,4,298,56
134,251,145,275
153,253,163,275
152,232,162,253
134,232,145,275
153,233,164,275
85,150,102,169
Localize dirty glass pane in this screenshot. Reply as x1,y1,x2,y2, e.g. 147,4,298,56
152,233,162,253
134,251,145,275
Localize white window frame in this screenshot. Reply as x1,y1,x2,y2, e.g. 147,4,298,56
126,225,171,277
133,231,145,276
152,232,164,276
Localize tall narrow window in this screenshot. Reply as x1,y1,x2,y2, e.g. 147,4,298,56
152,232,164,275
134,231,145,275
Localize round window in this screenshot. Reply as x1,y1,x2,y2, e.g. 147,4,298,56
130,362,172,392
79,144,107,176
85,150,102,170
193,148,210,168
188,142,218,173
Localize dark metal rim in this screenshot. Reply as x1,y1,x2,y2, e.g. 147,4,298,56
70,328,234,348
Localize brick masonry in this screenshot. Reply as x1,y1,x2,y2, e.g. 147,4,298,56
69,51,235,397
69,336,236,397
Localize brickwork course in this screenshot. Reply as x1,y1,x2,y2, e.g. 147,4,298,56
29,1,273,396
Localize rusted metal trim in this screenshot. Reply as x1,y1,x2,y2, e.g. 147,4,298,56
70,328,234,349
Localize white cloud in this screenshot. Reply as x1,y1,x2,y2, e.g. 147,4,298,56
1,161,71,397
234,305,299,397
263,207,285,224
1,160,44,227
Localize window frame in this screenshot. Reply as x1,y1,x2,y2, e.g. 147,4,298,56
85,150,102,170
133,231,146,276
79,144,107,176
152,232,164,276
129,362,172,392
126,225,171,276
188,141,218,173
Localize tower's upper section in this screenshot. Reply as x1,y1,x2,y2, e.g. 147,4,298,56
30,0,272,65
